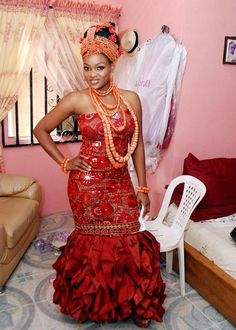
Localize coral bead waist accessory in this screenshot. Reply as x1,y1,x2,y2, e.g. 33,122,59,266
89,85,139,168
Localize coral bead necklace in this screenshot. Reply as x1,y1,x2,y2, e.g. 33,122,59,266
89,85,139,168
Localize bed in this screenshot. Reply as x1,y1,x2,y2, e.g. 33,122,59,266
171,153,236,326
178,216,236,326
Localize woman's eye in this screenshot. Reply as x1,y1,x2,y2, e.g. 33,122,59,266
97,66,105,70
83,67,89,71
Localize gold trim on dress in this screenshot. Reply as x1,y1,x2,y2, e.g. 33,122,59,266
75,221,140,236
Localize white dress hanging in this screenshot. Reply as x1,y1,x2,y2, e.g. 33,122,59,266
114,33,187,172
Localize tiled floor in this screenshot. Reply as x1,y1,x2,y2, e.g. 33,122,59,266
0,211,235,330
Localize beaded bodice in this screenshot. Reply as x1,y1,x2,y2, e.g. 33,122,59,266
78,110,135,165
67,110,140,236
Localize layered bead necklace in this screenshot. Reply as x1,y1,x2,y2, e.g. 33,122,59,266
89,84,139,168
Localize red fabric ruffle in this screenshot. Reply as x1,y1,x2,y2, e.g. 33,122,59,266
52,230,165,323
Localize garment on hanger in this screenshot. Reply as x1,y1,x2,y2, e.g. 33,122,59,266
114,32,187,172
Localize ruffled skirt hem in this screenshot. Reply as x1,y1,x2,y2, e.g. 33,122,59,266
52,230,165,323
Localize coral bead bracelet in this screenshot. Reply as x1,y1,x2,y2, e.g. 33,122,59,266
60,158,70,173
136,186,150,193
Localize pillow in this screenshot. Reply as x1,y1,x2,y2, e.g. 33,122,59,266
171,153,236,221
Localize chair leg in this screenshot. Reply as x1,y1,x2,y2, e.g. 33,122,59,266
166,250,173,273
178,238,185,296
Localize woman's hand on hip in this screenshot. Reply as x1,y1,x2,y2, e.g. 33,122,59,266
67,155,91,172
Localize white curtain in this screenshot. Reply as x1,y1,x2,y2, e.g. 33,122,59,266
114,32,187,173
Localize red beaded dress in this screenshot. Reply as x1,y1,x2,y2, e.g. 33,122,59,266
52,108,166,323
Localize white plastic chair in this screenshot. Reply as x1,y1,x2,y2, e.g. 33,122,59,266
145,175,206,296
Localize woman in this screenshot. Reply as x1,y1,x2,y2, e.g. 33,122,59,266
34,22,165,328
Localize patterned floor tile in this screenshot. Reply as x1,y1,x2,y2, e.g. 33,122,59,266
161,268,195,296
35,303,103,330
0,307,44,330
101,319,166,329
35,302,79,329
3,272,55,306
210,320,236,330
185,292,226,324
39,211,74,234
34,273,57,304
163,294,215,330
0,286,43,330
7,262,54,287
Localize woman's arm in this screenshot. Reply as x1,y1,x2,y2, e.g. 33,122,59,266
34,91,90,172
124,90,150,216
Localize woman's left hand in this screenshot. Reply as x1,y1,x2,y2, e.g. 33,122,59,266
137,192,150,217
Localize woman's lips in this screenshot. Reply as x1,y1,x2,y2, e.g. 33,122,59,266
90,79,99,85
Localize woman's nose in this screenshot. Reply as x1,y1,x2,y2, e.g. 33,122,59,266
89,69,97,77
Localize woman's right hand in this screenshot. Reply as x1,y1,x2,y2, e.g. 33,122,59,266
66,155,92,172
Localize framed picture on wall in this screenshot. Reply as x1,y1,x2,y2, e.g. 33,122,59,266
223,36,236,64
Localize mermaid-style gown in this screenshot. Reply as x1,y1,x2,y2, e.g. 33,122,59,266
52,110,165,323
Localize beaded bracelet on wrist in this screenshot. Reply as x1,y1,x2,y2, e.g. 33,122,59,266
137,186,150,193
60,158,70,173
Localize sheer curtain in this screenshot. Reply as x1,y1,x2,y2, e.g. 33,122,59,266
34,12,87,98
35,1,121,97
0,0,49,121
0,0,49,171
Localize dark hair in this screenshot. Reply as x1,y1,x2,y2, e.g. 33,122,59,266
84,22,120,47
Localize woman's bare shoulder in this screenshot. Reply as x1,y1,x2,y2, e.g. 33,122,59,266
120,88,141,108
120,88,138,98
65,89,89,102
62,89,90,114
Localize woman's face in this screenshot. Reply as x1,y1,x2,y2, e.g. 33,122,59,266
83,53,113,91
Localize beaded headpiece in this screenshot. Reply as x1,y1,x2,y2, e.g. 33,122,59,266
80,23,122,63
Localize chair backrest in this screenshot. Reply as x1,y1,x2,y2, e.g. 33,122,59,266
158,175,206,235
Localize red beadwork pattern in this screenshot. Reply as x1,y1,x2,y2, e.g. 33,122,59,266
67,110,139,235
53,110,165,323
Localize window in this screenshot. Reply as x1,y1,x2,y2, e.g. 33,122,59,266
1,67,81,147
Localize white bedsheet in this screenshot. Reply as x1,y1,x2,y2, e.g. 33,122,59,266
184,214,236,279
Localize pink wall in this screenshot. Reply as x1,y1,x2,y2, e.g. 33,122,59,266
2,0,236,216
